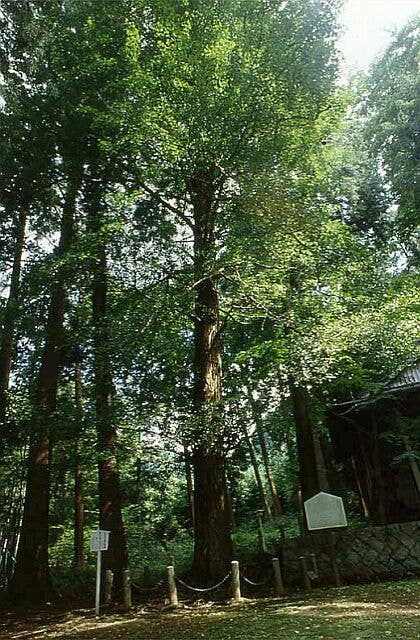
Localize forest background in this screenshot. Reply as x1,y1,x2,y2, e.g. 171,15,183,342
0,0,419,606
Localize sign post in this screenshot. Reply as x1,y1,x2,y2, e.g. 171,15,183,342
303,492,347,587
90,530,110,616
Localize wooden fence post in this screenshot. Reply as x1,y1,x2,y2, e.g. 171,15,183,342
231,560,241,602
123,569,132,610
272,557,285,596
167,565,178,607
104,569,113,605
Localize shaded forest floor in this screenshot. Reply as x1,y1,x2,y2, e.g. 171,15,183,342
1,579,420,639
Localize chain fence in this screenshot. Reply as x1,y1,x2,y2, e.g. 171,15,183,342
128,557,282,603
175,571,231,593
241,571,274,587
131,579,164,593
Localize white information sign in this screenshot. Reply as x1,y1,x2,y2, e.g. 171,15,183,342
90,530,110,616
90,530,110,552
304,492,347,531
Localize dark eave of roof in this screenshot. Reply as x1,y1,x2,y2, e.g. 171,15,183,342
333,357,420,413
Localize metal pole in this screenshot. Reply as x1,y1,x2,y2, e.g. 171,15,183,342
95,550,101,616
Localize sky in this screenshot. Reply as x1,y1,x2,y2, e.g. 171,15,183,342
339,0,420,74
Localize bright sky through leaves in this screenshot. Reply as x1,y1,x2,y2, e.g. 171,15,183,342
339,0,420,73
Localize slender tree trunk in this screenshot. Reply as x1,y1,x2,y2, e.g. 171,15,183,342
313,433,329,492
0,208,27,433
289,382,320,504
135,457,142,549
405,437,420,499
74,355,84,570
355,424,374,517
240,422,272,519
226,478,236,532
246,388,283,516
258,429,283,516
281,408,304,533
8,174,81,602
0,476,17,576
87,180,128,599
183,445,195,529
351,455,370,518
189,168,232,580
370,413,386,524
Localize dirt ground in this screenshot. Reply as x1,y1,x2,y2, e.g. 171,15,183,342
1,579,419,640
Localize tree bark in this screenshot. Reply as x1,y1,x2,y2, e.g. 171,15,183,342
87,179,128,599
246,387,283,516
74,355,84,570
289,382,320,504
192,449,232,579
8,174,81,602
188,168,232,580
0,208,27,434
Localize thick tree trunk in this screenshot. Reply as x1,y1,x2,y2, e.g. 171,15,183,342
0,208,27,433
8,175,81,602
88,181,128,599
289,383,320,504
189,169,232,580
246,387,283,516
192,449,232,579
74,356,84,570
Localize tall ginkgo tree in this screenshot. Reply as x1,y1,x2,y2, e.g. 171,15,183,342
127,0,342,579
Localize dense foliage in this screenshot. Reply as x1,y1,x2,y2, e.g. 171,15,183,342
0,1,418,605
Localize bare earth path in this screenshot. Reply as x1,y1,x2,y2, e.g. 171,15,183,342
1,580,419,640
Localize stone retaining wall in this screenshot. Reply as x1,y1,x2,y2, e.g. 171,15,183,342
280,520,420,585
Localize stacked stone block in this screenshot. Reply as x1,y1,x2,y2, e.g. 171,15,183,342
280,521,420,586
